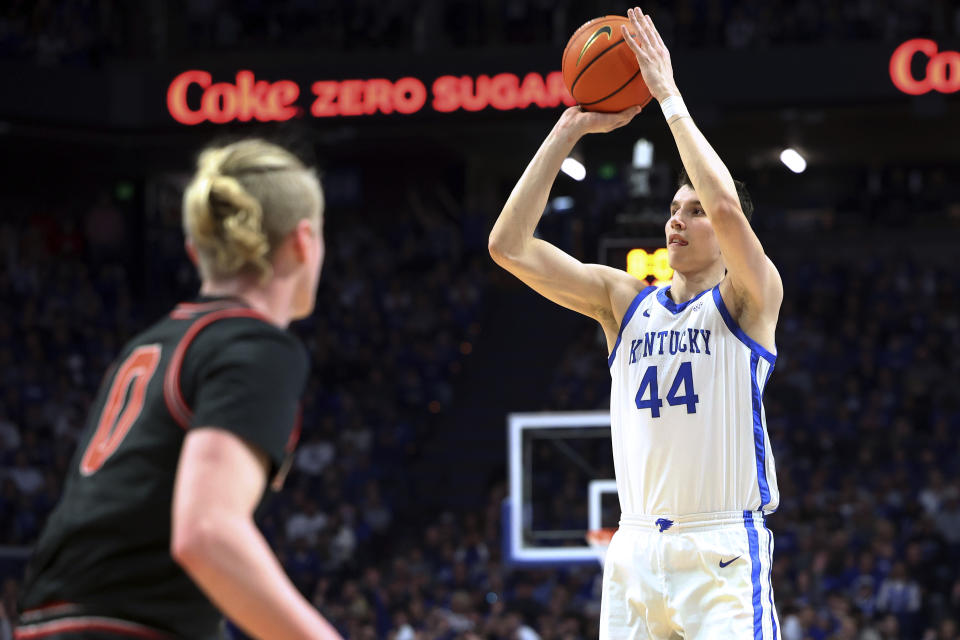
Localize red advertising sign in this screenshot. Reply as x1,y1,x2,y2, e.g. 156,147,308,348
890,39,960,95
167,69,576,124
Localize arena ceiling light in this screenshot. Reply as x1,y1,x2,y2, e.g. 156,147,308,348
633,138,654,169
779,148,807,174
561,157,586,181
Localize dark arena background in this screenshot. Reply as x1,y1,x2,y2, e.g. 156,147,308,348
2,2,960,639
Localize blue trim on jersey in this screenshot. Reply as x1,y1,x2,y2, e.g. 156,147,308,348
744,511,764,640
655,285,711,314
751,351,772,509
608,286,657,368
765,522,779,639
711,286,776,365
763,362,774,390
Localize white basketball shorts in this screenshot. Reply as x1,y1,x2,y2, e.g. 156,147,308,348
599,511,780,639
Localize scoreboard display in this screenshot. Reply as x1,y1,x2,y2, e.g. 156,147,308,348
599,238,673,286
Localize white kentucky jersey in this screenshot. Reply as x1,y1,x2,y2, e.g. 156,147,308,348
608,283,779,517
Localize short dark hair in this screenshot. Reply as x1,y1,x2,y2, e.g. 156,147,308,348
677,168,754,221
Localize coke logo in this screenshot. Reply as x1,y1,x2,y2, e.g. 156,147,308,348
889,39,960,95
167,70,299,125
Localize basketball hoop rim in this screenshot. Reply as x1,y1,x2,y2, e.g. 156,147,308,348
586,527,617,547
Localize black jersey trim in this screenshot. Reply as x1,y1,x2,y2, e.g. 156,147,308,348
286,405,303,454
19,602,81,622
170,299,244,320
15,616,175,639
163,308,273,429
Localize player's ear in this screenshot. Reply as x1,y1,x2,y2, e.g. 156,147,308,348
290,218,315,264
184,239,199,267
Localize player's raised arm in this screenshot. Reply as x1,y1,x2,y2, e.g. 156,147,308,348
489,106,642,332
622,7,782,316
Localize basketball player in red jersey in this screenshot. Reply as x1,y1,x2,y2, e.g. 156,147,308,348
17,140,342,639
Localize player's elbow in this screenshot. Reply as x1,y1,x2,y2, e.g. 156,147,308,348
709,197,745,223
488,233,517,267
170,513,222,570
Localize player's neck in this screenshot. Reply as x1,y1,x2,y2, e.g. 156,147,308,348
199,278,292,328
668,264,725,303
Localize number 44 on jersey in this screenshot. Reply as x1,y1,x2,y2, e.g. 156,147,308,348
635,362,699,417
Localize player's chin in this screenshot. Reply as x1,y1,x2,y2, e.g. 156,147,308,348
666,242,688,258
666,247,692,270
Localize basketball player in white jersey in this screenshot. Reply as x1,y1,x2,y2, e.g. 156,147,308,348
489,8,783,639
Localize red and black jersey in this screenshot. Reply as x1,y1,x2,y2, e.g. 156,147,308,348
17,297,308,640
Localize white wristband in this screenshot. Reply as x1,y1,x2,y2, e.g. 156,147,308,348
659,95,690,123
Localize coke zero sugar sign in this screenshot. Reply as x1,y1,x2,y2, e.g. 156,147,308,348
890,39,960,95
167,69,576,125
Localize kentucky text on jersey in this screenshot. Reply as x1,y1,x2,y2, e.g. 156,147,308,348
628,328,712,362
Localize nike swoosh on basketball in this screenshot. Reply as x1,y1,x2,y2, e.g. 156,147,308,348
719,556,741,568
577,26,613,66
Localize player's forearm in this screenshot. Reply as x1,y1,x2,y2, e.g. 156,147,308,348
174,515,342,640
665,97,742,217
489,120,581,259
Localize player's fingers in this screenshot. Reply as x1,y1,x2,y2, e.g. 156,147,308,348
620,24,638,52
605,117,630,132
620,24,647,60
627,8,645,43
608,112,633,130
627,8,648,48
590,105,640,131
646,14,668,54
614,105,643,129
609,105,637,118
629,7,643,30
626,23,652,61
629,8,654,51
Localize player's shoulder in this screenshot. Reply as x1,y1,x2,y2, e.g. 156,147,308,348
586,263,650,299
193,312,306,365
719,255,783,318
603,268,656,319
164,299,308,370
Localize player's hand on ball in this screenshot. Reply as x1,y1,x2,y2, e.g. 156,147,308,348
559,105,642,136
622,7,679,101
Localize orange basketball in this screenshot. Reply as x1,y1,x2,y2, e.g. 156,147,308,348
562,15,653,113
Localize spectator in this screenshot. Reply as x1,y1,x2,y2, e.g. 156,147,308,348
286,497,329,546
6,452,42,496
361,481,393,535
0,406,19,454
852,576,878,620
295,428,337,477
935,489,960,546
921,470,949,516
875,562,922,634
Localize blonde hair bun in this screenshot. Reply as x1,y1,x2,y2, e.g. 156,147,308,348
183,139,322,282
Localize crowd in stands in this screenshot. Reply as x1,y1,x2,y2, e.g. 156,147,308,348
3,0,958,66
